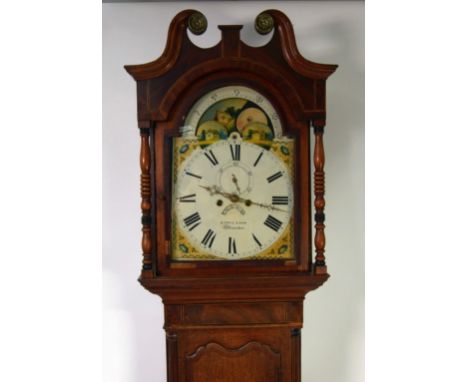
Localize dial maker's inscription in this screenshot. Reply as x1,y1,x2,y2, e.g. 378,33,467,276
220,220,247,230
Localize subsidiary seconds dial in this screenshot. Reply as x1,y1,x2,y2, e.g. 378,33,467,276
174,137,293,259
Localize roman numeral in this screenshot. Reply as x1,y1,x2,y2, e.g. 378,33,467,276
264,215,283,232
253,151,264,167
185,171,202,179
201,229,216,248
179,194,196,203
228,237,237,254
204,150,218,166
252,233,262,247
267,171,283,183
230,144,241,161
272,196,289,205
183,212,201,231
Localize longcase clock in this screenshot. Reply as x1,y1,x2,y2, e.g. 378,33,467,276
125,9,337,382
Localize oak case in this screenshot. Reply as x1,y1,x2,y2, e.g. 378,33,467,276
125,9,337,382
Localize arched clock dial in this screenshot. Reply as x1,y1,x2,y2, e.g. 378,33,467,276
174,136,293,259
172,85,295,261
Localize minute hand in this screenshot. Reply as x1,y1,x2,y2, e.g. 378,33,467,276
245,199,287,213
199,185,287,213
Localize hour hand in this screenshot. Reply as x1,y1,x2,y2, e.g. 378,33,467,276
199,184,216,195
199,184,229,198
199,185,241,203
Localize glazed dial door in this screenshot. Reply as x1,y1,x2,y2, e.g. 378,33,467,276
171,86,295,261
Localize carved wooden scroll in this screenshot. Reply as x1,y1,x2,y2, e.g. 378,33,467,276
313,120,327,274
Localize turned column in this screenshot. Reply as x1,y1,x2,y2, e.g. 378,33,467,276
312,120,327,274
139,123,153,279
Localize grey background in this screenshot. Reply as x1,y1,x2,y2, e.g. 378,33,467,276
103,1,364,381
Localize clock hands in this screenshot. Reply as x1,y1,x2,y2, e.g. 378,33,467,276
199,185,287,213
245,199,287,213
199,185,242,205
231,174,241,194
199,185,237,201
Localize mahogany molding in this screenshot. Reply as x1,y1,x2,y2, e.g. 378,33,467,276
141,274,329,303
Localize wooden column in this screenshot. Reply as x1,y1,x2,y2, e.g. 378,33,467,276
312,120,327,275
291,328,301,381
166,331,179,382
139,124,153,279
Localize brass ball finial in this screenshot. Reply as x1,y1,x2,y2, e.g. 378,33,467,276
188,11,207,35
255,12,274,35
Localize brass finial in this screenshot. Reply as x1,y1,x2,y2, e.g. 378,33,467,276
188,11,207,35
255,12,274,35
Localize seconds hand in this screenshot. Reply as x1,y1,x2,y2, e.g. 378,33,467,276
231,174,241,194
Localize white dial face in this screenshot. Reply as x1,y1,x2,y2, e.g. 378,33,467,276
174,136,293,259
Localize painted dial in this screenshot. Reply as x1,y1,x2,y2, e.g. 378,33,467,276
183,86,282,138
174,137,293,259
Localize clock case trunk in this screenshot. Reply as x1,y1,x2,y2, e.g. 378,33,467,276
125,9,337,382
